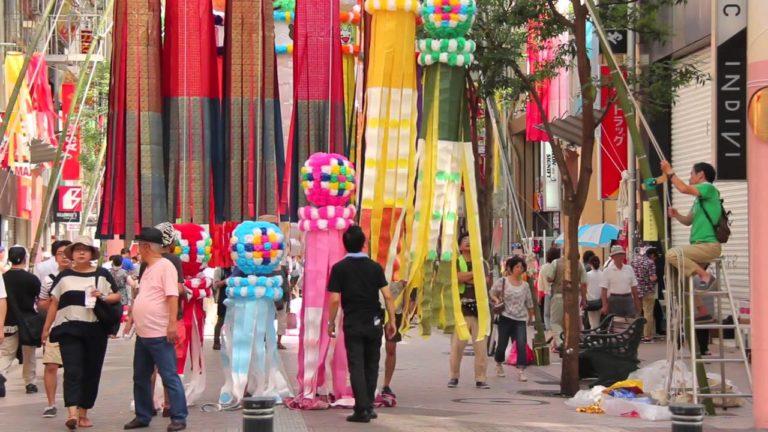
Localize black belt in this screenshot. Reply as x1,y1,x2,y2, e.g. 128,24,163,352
610,293,632,297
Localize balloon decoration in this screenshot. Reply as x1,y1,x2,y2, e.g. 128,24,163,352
218,221,292,405
172,223,214,405
286,152,355,410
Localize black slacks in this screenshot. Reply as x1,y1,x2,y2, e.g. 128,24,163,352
344,324,383,414
58,328,108,409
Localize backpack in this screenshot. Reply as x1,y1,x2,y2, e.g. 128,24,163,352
699,196,732,244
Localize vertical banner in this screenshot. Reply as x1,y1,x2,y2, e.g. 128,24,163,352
60,82,81,181
715,0,747,180
599,65,628,199
541,142,560,211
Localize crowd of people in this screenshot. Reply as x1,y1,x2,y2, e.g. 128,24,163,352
0,161,725,427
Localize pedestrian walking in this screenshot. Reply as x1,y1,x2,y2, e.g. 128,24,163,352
109,255,136,338
326,226,397,423
544,252,587,350
212,266,231,351
490,256,535,382
537,247,560,331
37,240,72,417
124,227,188,432
448,234,491,389
1,246,41,397
632,248,658,342
41,236,121,430
600,246,641,318
585,255,604,330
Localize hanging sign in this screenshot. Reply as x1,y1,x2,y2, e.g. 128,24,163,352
600,29,627,54
599,65,628,199
642,201,658,242
541,142,560,212
715,0,747,180
60,82,82,181
54,185,82,223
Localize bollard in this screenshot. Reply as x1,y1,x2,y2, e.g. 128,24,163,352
242,397,275,432
669,403,704,432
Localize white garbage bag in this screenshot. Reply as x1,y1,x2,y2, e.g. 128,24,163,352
565,386,607,408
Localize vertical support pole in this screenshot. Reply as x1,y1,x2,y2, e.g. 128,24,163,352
626,2,637,258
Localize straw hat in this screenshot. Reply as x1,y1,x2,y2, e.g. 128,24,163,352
65,236,100,259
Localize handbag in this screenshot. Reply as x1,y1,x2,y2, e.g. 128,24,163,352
287,312,298,330
6,290,44,347
92,272,122,335
506,340,535,366
491,278,506,315
585,299,603,312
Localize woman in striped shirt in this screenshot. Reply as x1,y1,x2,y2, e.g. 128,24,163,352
41,236,121,430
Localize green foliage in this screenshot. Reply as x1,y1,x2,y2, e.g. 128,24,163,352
472,0,706,117
79,60,110,193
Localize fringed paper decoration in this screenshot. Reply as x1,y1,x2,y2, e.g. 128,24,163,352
219,221,292,406
286,153,355,410
358,0,419,280
2,51,35,168
171,223,213,405
283,0,347,220
98,0,167,238
404,0,489,341
27,53,57,147
221,0,285,221
162,0,221,224
274,0,295,164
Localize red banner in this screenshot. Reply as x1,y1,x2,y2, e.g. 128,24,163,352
600,66,628,199
60,82,81,181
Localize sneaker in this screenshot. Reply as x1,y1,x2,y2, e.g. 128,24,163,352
167,421,187,431
381,386,395,397
496,364,506,377
43,406,57,418
476,381,491,389
447,378,458,388
518,370,528,382
368,409,378,419
26,384,39,394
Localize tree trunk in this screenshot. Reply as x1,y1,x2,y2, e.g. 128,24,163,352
559,197,583,396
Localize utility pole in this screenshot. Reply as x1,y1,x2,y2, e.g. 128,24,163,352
626,5,637,258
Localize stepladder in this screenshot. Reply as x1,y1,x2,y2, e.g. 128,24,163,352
666,256,752,413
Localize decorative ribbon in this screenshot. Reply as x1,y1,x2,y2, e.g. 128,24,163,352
364,0,420,12
298,205,356,232
417,37,475,66
179,275,212,405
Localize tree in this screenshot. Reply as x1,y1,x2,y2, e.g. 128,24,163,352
78,60,110,216
472,0,705,395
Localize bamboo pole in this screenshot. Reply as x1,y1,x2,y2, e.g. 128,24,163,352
30,0,116,265
79,136,108,236
0,0,57,143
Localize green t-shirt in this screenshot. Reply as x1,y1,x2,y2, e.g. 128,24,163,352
690,183,721,244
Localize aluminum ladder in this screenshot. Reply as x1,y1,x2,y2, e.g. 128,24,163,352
687,258,752,407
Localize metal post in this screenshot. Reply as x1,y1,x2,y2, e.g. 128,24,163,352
242,397,275,432
626,6,637,258
669,403,704,432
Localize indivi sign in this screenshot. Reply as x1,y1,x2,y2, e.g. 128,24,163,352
716,0,748,180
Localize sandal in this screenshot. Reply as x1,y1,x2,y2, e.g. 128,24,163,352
65,417,78,430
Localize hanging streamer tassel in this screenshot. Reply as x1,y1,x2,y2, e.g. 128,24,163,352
162,0,220,224
98,0,167,238
358,0,419,281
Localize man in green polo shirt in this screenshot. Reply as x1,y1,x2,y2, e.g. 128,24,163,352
661,161,722,291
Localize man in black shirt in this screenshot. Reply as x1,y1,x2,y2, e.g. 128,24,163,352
1,246,41,396
327,226,396,423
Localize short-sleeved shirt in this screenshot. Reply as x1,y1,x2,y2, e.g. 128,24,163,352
34,257,58,284
3,269,41,327
586,269,603,301
327,255,388,329
691,182,721,244
600,263,638,295
109,267,131,305
630,255,656,297
39,269,62,302
133,258,180,338
50,268,117,330
490,278,533,321
546,258,587,295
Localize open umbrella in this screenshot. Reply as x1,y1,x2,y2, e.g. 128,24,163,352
554,223,621,247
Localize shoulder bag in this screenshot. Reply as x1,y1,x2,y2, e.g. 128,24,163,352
92,271,122,335
492,278,506,315
698,196,731,244
6,287,44,347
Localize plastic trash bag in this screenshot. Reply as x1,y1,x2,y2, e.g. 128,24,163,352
565,386,607,408
602,396,672,421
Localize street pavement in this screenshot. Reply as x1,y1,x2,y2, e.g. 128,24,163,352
0,318,757,431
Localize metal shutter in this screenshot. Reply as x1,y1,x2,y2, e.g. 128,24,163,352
670,49,749,301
